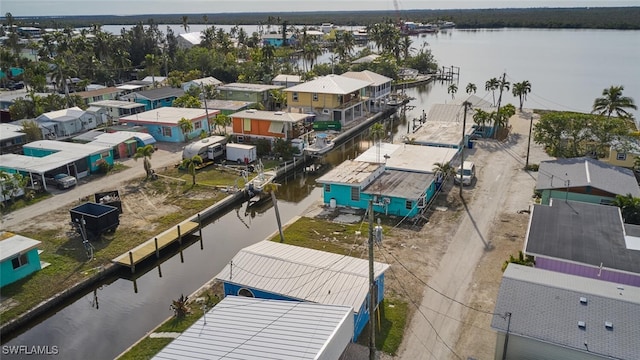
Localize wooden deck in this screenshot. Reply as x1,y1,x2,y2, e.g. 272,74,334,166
112,220,199,270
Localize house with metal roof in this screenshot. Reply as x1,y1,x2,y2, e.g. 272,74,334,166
176,32,202,49
215,240,389,341
181,76,222,92
119,107,219,143
88,100,146,122
261,32,296,47
492,264,640,360
601,137,640,170
341,70,392,111
201,99,253,116
0,123,26,155
217,83,283,110
35,106,99,138
229,109,311,143
75,87,122,106
536,157,640,205
355,143,458,174
0,233,47,287
119,87,185,111
151,296,354,360
284,74,370,125
525,199,640,287
271,74,302,88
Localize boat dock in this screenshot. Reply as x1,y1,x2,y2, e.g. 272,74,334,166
112,219,201,273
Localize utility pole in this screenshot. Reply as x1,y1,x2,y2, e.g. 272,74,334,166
201,82,211,135
460,101,471,197
367,199,376,360
525,114,533,169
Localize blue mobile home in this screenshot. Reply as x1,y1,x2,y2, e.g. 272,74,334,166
0,234,43,287
118,107,219,143
120,87,185,111
215,240,390,341
22,140,114,175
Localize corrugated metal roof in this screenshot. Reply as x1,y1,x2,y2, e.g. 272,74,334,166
216,241,390,311
355,143,458,174
492,264,640,359
0,153,86,174
341,70,392,87
178,32,202,45
218,83,283,92
272,74,302,83
120,107,217,125
25,140,110,155
0,234,41,262
363,170,434,200
316,160,382,185
89,100,146,109
0,123,24,141
536,157,640,197
408,120,475,148
525,200,640,274
202,100,253,111
284,74,370,95
351,54,380,64
231,110,309,122
426,103,493,124
153,296,353,360
36,106,85,122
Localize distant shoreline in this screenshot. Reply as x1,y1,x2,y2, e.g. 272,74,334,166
5,7,640,30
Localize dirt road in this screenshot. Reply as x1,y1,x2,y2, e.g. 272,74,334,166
398,112,552,359
1,143,184,231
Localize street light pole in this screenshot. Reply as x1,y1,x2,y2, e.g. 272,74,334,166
525,114,533,169
460,101,471,197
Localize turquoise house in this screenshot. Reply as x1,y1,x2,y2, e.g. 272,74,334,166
22,140,114,176
215,240,390,342
120,87,185,111
119,107,219,143
1,234,44,287
536,157,640,205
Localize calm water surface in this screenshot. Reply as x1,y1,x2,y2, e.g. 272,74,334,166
4,27,639,359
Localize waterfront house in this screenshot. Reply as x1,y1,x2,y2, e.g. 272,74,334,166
88,100,146,123
35,106,99,139
341,70,392,111
492,264,640,360
215,240,389,341
0,123,26,155
119,107,219,143
536,157,640,205
229,109,310,143
151,296,353,360
351,54,380,65
119,87,184,111
0,233,46,287
176,31,202,49
524,200,640,287
285,74,370,125
216,83,283,110
202,99,253,116
271,74,302,88
355,142,458,174
181,76,222,92
261,32,296,47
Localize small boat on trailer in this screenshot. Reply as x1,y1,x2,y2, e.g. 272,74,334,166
304,132,334,156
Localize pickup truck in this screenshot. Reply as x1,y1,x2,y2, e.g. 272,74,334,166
45,173,77,189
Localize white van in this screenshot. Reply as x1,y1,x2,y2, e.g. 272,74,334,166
454,161,476,186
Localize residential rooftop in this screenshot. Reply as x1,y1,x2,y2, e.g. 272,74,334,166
0,233,41,262
217,83,283,92
89,100,147,109
363,170,434,201
355,143,458,174
316,160,383,186
119,107,218,125
230,109,310,122
406,120,476,148
341,70,392,86
284,74,371,95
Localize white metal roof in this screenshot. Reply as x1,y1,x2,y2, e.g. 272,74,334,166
0,123,25,141
152,296,353,360
89,100,146,109
351,54,380,64
119,107,217,125
178,32,203,45
284,74,370,95
355,143,458,174
0,153,83,175
183,76,222,88
216,241,390,311
36,106,85,122
341,70,392,87
231,109,310,123
272,74,302,83
407,120,476,147
116,84,144,91
25,140,111,156
316,160,383,185
217,83,283,92
0,233,41,262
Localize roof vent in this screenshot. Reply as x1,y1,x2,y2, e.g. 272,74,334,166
246,109,256,113
579,297,588,305
605,321,613,330
578,321,586,329
274,111,284,115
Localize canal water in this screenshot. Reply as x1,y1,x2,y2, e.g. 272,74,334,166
4,27,639,358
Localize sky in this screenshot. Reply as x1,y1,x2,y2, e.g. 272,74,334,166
2,0,639,17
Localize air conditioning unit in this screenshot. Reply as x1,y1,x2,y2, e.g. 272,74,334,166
383,197,391,204
322,109,330,115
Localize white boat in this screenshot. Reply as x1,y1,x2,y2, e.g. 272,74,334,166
304,133,334,156
245,160,276,196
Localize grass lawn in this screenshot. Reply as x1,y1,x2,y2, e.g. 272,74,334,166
358,299,408,355
1,192,52,214
0,176,229,323
117,338,173,360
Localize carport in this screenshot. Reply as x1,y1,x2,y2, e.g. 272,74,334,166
0,153,82,191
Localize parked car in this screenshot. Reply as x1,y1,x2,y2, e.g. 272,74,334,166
45,173,77,189
453,161,476,186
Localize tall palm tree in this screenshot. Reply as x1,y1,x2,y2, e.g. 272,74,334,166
182,155,203,186
369,122,385,163
485,78,499,106
512,80,532,111
134,144,154,179
178,118,194,142
448,83,458,99
181,16,189,32
466,83,477,95
144,53,160,88
432,161,456,182
593,85,637,119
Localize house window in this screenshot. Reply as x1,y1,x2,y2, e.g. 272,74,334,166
617,152,627,161
292,92,299,102
11,253,29,269
324,184,331,192
238,288,255,297
243,118,252,131
351,187,360,201
162,126,172,137
405,200,413,210
194,121,202,130
313,93,318,102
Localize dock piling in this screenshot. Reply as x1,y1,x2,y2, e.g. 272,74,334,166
129,251,135,274
177,225,182,245
154,237,159,258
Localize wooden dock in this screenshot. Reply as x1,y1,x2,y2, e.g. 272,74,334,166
112,220,200,272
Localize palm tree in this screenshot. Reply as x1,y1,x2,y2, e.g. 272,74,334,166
593,85,637,119
465,83,477,95
512,80,532,111
448,83,458,99
214,114,231,134
144,53,160,88
134,144,154,179
485,78,499,106
263,182,285,242
432,161,456,181
178,118,194,142
613,194,640,224
181,16,189,32
182,155,203,186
